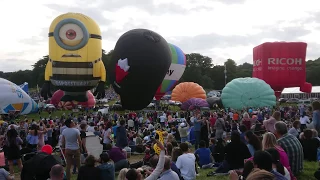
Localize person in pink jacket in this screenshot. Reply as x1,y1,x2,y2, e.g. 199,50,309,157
263,111,281,133
262,132,295,180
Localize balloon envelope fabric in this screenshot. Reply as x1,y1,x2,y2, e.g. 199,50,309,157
108,29,172,110
50,90,95,110
154,43,186,100
181,98,209,110
171,82,206,103
221,77,276,109
206,97,223,108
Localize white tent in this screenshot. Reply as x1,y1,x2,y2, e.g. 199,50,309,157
282,86,320,94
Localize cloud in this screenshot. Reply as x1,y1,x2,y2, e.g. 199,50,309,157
213,0,246,4
172,26,311,53
0,59,34,72
18,27,49,46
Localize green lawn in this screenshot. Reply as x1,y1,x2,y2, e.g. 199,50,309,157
66,161,318,180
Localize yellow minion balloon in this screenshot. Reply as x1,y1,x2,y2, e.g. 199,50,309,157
41,13,106,102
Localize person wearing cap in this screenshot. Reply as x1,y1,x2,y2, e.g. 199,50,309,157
178,120,189,143
21,145,61,180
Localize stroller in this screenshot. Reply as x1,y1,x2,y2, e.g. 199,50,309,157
21,146,66,166
21,146,66,180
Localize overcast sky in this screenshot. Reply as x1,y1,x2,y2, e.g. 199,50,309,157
1,0,320,72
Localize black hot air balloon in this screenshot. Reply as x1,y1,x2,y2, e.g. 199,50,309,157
108,29,172,110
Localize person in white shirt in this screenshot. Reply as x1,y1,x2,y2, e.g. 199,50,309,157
176,142,196,180
61,119,82,180
127,119,134,130
299,111,309,132
288,121,300,138
86,122,95,132
159,114,166,128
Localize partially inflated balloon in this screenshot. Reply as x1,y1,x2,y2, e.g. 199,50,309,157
171,82,206,103
154,44,186,100
221,77,276,109
108,29,171,110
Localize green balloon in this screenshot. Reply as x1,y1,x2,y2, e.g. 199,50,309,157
221,77,276,109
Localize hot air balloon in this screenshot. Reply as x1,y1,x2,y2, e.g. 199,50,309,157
181,98,209,110
50,90,95,110
0,78,38,115
221,77,276,109
41,13,106,102
253,42,312,97
154,44,186,100
108,29,172,110
206,97,223,108
171,82,206,103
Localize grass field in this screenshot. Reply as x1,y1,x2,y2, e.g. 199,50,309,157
12,156,317,180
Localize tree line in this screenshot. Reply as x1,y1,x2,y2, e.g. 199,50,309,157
1,50,320,90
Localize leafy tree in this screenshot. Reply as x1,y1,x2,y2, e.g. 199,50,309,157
2,51,320,91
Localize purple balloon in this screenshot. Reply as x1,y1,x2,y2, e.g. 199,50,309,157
181,98,209,110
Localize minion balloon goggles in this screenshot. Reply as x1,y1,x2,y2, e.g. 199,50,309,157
48,18,101,51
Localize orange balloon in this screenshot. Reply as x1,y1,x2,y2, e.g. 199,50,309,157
171,82,206,103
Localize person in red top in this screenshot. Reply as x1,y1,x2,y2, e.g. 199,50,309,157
233,112,239,122
209,114,217,133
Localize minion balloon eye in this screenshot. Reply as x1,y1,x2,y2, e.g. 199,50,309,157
49,18,101,51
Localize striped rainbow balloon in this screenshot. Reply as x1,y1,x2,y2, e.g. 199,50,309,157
155,43,187,100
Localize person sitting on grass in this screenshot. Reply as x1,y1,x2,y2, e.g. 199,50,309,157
98,152,115,180
194,140,213,169
176,142,196,180
77,155,101,180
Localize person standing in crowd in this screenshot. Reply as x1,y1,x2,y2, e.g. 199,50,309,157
61,119,82,180
214,113,225,139
159,113,166,128
5,128,23,175
193,113,202,149
209,113,217,133
312,101,320,134
263,111,281,133
116,120,128,149
300,111,310,132
128,117,134,131
275,121,303,175
178,121,189,143
200,116,210,147
103,122,113,150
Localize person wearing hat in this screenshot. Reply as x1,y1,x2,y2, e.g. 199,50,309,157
21,145,61,180
178,121,189,143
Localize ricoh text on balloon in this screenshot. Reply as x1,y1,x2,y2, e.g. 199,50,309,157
267,58,303,65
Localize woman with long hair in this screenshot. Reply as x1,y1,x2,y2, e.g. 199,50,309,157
5,128,23,174
245,131,262,156
262,132,295,179
265,148,291,180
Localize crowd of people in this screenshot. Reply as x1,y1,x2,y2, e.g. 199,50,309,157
0,100,318,180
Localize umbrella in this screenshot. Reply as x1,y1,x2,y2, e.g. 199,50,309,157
181,98,209,110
